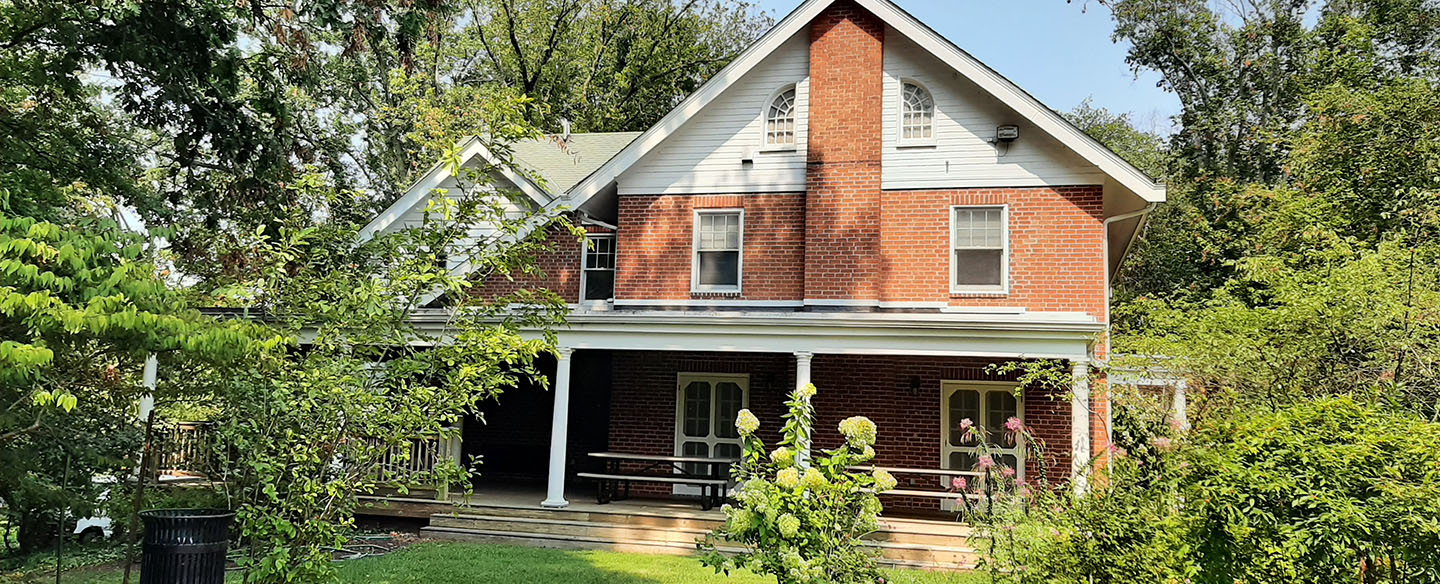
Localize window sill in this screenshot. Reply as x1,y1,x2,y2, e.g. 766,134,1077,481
949,289,1009,298
897,141,937,149
759,145,797,153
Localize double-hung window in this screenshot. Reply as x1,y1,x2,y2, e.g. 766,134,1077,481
693,210,742,293
951,206,1008,293
581,234,616,301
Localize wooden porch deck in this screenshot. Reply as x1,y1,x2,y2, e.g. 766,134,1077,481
358,485,979,571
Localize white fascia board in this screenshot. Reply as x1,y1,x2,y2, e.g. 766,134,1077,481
560,0,1166,212
858,0,1166,202
359,137,557,242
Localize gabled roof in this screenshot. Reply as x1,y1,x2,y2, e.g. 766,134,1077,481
554,0,1166,213
512,132,642,194
359,133,640,241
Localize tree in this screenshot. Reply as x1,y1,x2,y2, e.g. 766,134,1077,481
1096,0,1440,299
0,212,267,553
195,155,578,583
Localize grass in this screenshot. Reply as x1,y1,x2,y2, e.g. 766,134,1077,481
9,542,988,584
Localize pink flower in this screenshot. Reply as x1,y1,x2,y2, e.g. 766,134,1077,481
1001,467,1016,478
954,497,967,506
951,477,967,490
1151,436,1174,452
975,457,995,471
1019,486,1033,498
1004,416,1024,433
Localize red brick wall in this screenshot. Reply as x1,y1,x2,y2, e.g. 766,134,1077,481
469,220,583,303
804,2,885,301
880,186,1107,318
607,350,795,496
615,194,806,300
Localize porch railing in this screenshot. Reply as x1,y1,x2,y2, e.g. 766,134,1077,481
366,432,462,498
153,421,217,477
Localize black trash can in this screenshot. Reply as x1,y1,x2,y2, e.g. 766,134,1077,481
139,509,235,584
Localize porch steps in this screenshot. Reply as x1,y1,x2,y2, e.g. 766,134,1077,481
421,508,980,571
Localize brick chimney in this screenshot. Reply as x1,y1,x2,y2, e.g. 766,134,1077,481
804,1,885,303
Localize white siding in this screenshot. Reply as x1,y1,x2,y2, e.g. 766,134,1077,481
881,29,1104,190
385,169,531,271
618,32,810,195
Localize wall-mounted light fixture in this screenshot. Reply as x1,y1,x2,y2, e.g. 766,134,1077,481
989,124,1020,156
909,376,921,396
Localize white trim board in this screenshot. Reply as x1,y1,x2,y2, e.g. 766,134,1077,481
359,137,555,242
557,0,1165,215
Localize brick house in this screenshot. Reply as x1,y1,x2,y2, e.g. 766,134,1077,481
361,0,1165,513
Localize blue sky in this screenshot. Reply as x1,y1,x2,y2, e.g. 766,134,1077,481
751,0,1181,134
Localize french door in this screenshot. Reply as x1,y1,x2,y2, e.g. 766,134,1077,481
940,381,1023,508
674,373,749,494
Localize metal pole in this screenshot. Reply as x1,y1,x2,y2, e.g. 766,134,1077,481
55,451,71,584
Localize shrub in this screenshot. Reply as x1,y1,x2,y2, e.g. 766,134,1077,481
698,384,893,584
974,396,1440,584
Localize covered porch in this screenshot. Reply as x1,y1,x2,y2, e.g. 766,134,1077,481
408,310,1107,511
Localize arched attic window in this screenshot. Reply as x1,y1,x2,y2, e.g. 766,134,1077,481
763,86,798,149
900,82,935,144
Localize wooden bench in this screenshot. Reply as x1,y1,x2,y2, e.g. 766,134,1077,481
580,452,737,510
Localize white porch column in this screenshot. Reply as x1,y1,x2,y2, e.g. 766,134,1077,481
1071,360,1091,495
794,351,814,466
1172,380,1190,431
138,354,157,422
541,347,575,508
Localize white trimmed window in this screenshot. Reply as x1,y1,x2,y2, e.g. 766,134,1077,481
581,234,616,301
950,206,1008,292
941,382,1023,478
764,87,797,148
693,210,742,292
900,82,935,144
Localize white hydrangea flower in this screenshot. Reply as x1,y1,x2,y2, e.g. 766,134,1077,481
802,467,827,490
838,416,877,447
872,468,897,492
735,409,760,435
777,513,801,538
776,467,801,489
770,446,796,467
796,383,817,399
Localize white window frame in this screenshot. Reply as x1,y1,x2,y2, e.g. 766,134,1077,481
760,85,799,152
673,373,751,495
691,208,744,294
949,204,1010,294
579,233,616,303
897,80,937,147
939,380,1025,484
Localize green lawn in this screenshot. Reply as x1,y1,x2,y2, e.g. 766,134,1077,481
22,542,986,584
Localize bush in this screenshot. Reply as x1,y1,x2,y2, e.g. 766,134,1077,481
698,384,893,584
977,396,1440,584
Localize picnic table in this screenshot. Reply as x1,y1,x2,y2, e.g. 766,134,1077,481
577,452,737,510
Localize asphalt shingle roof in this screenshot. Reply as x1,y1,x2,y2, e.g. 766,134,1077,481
509,131,642,195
